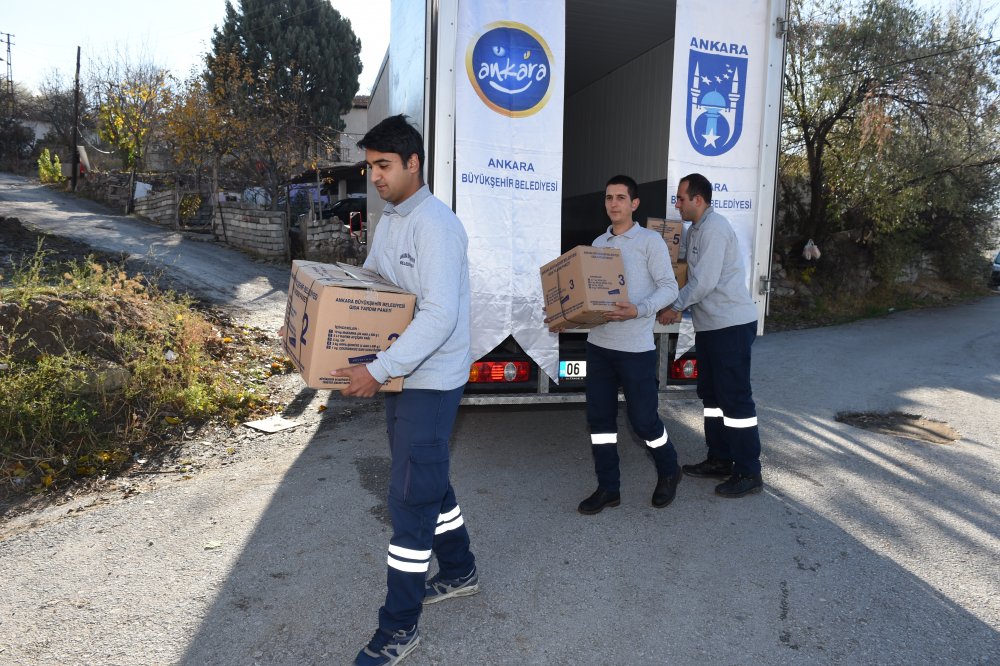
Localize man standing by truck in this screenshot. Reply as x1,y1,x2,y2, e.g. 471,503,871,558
551,174,682,515
332,115,479,666
658,172,763,498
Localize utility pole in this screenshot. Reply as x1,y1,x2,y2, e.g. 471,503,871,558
71,46,81,191
0,32,14,122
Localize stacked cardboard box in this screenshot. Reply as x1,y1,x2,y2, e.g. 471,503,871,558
673,261,688,289
646,217,683,263
647,217,687,289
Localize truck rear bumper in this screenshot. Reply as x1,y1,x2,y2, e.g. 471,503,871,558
460,384,697,405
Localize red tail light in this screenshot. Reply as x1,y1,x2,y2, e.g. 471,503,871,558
468,361,530,383
669,358,698,380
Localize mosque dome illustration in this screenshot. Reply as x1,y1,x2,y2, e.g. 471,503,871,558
701,90,727,109
688,60,743,154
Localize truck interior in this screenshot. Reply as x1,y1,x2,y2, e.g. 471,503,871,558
561,0,679,251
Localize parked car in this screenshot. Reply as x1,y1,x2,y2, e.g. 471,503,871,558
324,196,367,243
991,250,1000,286
323,196,366,227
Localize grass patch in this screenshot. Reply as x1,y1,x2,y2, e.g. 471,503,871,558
766,276,990,332
0,243,292,496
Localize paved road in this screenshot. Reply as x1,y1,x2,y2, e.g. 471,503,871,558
1,175,998,664
0,174,289,330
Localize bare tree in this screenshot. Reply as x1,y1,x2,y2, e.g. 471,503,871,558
0,81,35,170
34,70,91,162
88,47,174,211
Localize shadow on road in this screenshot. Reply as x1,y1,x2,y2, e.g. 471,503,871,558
178,387,1000,664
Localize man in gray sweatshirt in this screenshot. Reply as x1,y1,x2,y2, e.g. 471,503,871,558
334,115,477,666
551,174,682,515
658,172,763,498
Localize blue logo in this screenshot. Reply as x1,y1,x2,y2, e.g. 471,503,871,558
466,22,553,117
685,40,749,156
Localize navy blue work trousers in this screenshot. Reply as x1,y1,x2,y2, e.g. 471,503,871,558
585,342,678,492
378,385,476,632
695,321,762,475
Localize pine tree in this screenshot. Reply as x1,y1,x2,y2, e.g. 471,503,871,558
206,0,362,131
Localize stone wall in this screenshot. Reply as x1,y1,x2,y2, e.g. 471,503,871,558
213,203,288,260
75,172,132,211
296,212,367,265
74,172,349,263
133,191,179,228
770,231,941,302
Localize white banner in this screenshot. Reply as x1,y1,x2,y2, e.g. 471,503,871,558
455,0,565,383
667,0,770,277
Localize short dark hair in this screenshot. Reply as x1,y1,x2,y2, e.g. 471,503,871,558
358,114,425,172
680,173,712,205
605,174,639,201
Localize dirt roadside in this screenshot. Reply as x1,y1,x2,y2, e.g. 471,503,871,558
0,215,376,532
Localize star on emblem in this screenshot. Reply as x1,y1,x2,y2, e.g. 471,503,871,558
702,130,720,148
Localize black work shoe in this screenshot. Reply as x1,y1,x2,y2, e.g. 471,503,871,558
578,488,621,515
682,457,734,479
652,469,682,508
715,473,763,498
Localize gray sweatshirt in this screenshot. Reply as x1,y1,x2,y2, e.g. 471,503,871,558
587,222,678,353
363,186,473,390
671,207,758,331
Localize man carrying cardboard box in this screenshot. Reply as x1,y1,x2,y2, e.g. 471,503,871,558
658,173,763,499
336,115,478,666
549,174,682,515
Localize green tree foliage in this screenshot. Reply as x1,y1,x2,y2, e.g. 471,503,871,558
781,0,1000,283
206,0,362,132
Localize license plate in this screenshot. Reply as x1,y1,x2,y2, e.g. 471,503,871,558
559,360,586,379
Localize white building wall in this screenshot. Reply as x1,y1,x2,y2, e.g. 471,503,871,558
366,54,391,232
340,105,368,165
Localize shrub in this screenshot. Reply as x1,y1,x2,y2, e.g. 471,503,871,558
179,194,203,222
0,245,280,495
37,149,63,184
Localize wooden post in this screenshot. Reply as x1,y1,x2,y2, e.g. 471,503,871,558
70,46,81,192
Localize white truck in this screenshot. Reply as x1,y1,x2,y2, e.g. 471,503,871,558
366,0,785,404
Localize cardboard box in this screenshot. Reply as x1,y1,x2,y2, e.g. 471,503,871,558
673,261,688,289
647,217,684,264
282,260,415,391
540,246,629,329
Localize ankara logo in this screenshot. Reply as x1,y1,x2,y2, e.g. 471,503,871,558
685,39,749,157
466,21,553,117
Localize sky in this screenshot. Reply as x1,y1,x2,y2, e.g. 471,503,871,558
2,0,994,96
2,0,391,95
